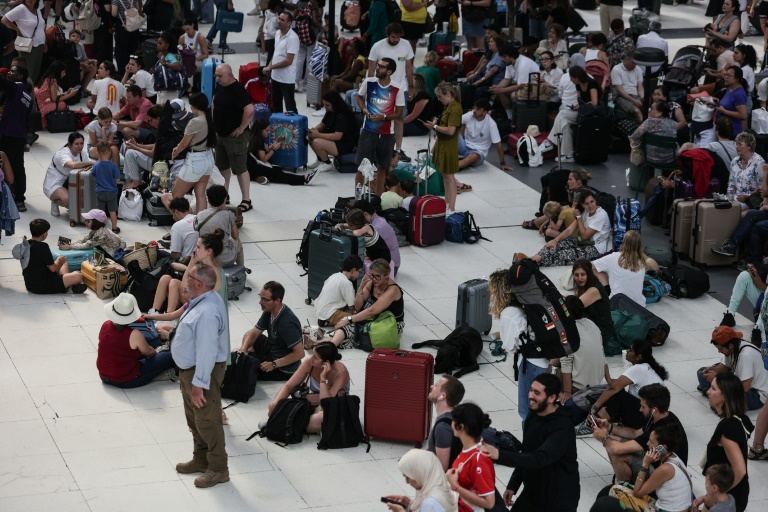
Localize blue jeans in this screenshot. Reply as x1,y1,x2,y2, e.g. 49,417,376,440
518,359,547,421
100,352,175,389
528,17,547,40
457,135,485,166
730,209,768,246
749,218,768,261
193,0,215,22
206,0,230,48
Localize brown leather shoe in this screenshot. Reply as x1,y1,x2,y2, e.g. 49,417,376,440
194,469,230,488
175,459,207,474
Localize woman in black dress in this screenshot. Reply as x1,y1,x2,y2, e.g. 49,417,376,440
704,372,754,512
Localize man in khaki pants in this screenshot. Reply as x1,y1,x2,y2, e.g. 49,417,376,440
597,0,624,36
171,262,230,488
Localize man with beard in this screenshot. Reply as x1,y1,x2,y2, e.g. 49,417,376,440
591,383,688,482
238,281,304,381
480,373,580,512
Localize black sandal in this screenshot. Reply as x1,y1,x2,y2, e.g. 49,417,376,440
238,199,253,212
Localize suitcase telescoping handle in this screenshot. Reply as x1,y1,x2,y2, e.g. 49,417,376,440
318,221,334,242
417,149,429,196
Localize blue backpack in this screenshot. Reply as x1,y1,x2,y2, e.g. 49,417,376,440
614,197,641,250
642,274,667,304
153,59,185,91
129,319,163,346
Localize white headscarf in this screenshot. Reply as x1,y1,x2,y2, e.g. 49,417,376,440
397,449,459,512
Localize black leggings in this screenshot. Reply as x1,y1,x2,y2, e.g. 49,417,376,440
248,160,305,186
603,390,645,430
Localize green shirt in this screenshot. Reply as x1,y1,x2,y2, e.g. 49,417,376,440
366,0,388,47
415,65,442,99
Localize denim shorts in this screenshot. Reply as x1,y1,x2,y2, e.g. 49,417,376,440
179,149,214,183
457,135,485,166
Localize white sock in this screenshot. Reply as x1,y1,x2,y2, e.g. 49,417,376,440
506,109,514,120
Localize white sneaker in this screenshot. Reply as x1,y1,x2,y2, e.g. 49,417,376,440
258,419,269,431
304,169,319,185
247,7,260,15
312,107,326,117
562,155,574,161
50,201,60,216
446,208,455,216
316,161,334,172
307,160,322,170
540,140,555,152
148,308,158,315
153,368,177,381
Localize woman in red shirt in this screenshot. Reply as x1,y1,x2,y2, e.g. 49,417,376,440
446,403,497,512
97,293,175,388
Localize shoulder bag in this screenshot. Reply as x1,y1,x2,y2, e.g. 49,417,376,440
14,10,40,53
194,209,221,232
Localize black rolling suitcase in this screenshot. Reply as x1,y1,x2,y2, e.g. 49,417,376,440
456,279,492,335
146,194,174,227
574,116,611,164
514,94,548,134
307,224,365,303
141,38,159,70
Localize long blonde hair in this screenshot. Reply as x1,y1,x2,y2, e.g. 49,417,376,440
618,231,645,272
489,269,512,318
398,449,458,512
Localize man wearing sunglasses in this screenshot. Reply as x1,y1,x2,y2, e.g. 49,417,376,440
238,280,304,380
696,325,768,410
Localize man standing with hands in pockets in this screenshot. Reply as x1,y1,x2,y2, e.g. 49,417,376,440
171,262,231,488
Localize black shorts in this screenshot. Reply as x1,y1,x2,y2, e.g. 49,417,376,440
760,1,768,18
26,272,66,294
96,191,118,214
356,130,395,167
401,21,424,41
335,139,356,156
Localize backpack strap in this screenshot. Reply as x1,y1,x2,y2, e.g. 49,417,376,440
195,209,220,232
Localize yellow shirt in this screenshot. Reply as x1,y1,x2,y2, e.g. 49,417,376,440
400,0,427,23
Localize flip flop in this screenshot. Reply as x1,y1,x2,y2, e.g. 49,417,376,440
748,445,768,460
457,183,473,194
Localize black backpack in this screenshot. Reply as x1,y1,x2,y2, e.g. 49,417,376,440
220,351,259,404
383,0,402,23
660,265,710,299
296,218,322,271
249,398,312,446
461,212,489,244
317,395,370,450
125,258,172,312
508,259,581,360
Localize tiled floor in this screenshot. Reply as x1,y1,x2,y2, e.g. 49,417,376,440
1,2,768,511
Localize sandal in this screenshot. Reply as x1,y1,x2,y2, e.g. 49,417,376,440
457,183,473,194
112,227,120,234
748,444,768,460
238,199,253,212
522,219,538,230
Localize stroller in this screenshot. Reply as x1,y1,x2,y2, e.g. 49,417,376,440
663,45,708,103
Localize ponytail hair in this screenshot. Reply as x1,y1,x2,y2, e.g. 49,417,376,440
435,81,461,104
189,92,217,148
451,402,491,440
631,339,668,381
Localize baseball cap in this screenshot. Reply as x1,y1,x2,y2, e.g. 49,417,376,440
82,209,107,223
170,99,186,119
711,326,743,346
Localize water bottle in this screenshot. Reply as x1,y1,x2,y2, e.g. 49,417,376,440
355,183,362,200
728,186,736,202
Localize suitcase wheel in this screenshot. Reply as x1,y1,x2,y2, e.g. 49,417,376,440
231,296,239,301
245,286,252,292
305,298,313,305
484,329,491,335
69,220,75,227
148,220,157,226
245,268,252,274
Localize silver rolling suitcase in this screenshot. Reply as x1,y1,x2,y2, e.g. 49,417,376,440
68,168,97,227
223,264,252,300
456,279,492,335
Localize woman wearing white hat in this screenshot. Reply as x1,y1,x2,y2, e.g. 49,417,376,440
96,293,175,388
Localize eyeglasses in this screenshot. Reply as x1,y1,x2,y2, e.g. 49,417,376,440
370,274,384,281
376,64,388,69
540,58,552,62
188,275,203,286
259,295,274,302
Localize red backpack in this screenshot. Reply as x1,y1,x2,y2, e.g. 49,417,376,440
586,60,611,89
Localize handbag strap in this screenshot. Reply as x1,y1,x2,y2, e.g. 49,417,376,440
718,141,735,161
665,457,693,496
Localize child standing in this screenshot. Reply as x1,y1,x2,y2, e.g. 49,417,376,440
86,108,120,166
91,142,122,233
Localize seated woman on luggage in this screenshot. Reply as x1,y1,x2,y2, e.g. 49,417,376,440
22,218,87,295
572,258,615,346
97,293,175,388
462,35,506,109
402,74,433,137
728,131,765,213
43,132,92,217
384,449,459,512
528,189,612,267
321,258,404,349
261,342,350,433
307,92,359,173
590,339,669,430
580,31,610,66
539,50,564,104
523,168,594,230
58,209,125,258
248,118,319,186
630,100,678,164
150,229,226,314
592,231,647,307
329,37,367,94
334,208,392,270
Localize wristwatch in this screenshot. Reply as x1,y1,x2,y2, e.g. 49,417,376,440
345,315,353,322
271,361,277,369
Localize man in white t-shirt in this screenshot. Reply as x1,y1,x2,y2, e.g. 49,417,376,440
167,197,199,265
458,98,511,172
87,61,125,115
367,23,414,162
488,43,533,121
265,11,300,113
610,53,644,123
697,326,768,410
635,22,668,74
314,255,363,326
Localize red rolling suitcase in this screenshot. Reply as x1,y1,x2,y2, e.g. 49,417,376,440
409,195,446,246
462,50,483,74
239,62,260,85
364,349,434,445
436,58,458,81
